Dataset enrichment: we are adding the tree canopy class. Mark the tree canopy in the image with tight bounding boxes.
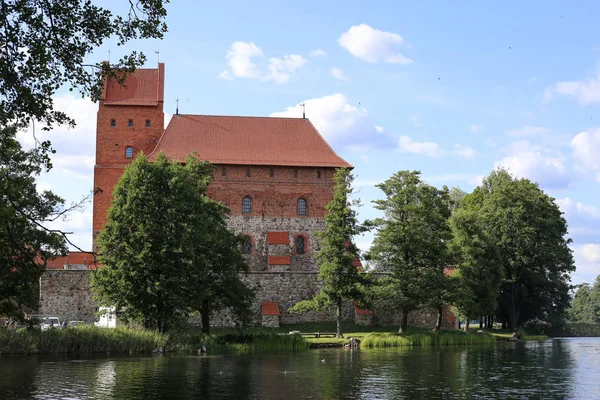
[93,153,253,333]
[0,0,168,129]
[366,170,452,333]
[463,169,574,330]
[289,168,368,338]
[0,126,66,318]
[569,276,600,324]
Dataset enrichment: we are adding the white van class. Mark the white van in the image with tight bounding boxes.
[94,307,117,328]
[41,317,61,331]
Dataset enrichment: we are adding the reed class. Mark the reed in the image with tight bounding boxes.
[0,326,166,355]
[361,331,496,348]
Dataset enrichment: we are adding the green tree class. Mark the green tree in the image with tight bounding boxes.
[1,0,168,129]
[449,208,503,331]
[569,276,600,324]
[93,153,253,333]
[464,169,574,330]
[366,170,452,333]
[289,168,368,338]
[0,126,66,319]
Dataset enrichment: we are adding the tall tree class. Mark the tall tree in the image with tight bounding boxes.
[0,126,66,319]
[464,169,574,330]
[93,153,253,333]
[366,170,452,333]
[0,0,168,129]
[569,276,600,324]
[449,208,503,331]
[289,168,368,338]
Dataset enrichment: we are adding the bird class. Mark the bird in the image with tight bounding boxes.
[438,77,440,80]
[509,46,512,50]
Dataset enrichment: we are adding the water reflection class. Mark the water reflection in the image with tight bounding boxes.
[1,338,599,399]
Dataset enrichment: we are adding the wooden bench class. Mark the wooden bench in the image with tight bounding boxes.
[300,332,338,338]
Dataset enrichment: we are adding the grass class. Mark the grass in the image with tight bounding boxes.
[360,330,496,348]
[0,325,166,355]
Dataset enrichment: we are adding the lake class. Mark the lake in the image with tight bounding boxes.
[1,338,599,399]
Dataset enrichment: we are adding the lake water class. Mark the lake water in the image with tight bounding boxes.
[1,338,600,399]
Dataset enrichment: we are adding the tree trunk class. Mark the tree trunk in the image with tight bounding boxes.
[510,283,518,332]
[501,319,507,330]
[479,317,483,330]
[433,306,443,331]
[336,300,343,338]
[463,319,470,333]
[201,301,211,335]
[399,309,409,333]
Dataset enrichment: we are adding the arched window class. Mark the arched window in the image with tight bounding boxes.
[296,236,305,254]
[297,198,307,215]
[145,119,151,127]
[110,119,116,127]
[242,236,252,254]
[128,119,133,127]
[125,146,133,158]
[242,196,252,214]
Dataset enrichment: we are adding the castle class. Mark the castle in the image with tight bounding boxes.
[40,64,456,329]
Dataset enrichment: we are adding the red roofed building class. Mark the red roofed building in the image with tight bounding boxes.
[93,63,350,276]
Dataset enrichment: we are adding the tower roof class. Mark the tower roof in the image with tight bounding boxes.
[100,63,165,106]
[148,114,352,168]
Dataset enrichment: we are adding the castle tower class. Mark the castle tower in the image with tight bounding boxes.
[92,63,165,245]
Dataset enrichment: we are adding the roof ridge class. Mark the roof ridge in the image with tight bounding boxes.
[180,113,305,120]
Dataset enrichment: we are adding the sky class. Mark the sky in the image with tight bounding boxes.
[18,0,600,284]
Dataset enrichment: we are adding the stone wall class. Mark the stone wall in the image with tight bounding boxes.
[38,270,457,330]
[37,270,97,323]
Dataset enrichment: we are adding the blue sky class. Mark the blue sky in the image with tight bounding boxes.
[20,0,600,284]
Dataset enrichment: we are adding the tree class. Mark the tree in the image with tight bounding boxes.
[448,208,503,332]
[0,126,67,318]
[92,153,253,333]
[569,276,600,324]
[1,0,168,129]
[289,168,368,338]
[366,170,452,333]
[464,169,574,330]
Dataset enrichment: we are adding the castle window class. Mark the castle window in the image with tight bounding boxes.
[297,198,307,215]
[242,196,252,214]
[317,170,321,179]
[222,167,227,177]
[269,168,274,178]
[110,119,116,127]
[293,169,298,179]
[242,236,252,254]
[128,119,133,127]
[246,168,251,177]
[125,146,133,158]
[296,236,305,254]
[145,120,151,127]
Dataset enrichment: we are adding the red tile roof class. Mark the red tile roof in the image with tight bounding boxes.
[148,114,352,168]
[268,231,289,245]
[262,302,281,316]
[44,252,97,270]
[354,302,373,315]
[268,256,291,265]
[101,63,165,106]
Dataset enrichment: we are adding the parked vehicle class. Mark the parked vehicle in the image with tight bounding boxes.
[68,321,85,328]
[41,317,61,331]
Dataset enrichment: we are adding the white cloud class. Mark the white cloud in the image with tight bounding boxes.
[582,244,600,263]
[309,49,326,57]
[270,93,394,149]
[218,41,307,84]
[470,124,484,133]
[267,54,308,84]
[330,67,347,81]
[469,175,484,186]
[556,197,600,243]
[398,136,445,159]
[572,244,600,284]
[374,125,384,133]
[453,144,477,158]
[571,129,600,181]
[544,72,600,105]
[494,141,570,188]
[338,24,413,64]
[506,126,548,137]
